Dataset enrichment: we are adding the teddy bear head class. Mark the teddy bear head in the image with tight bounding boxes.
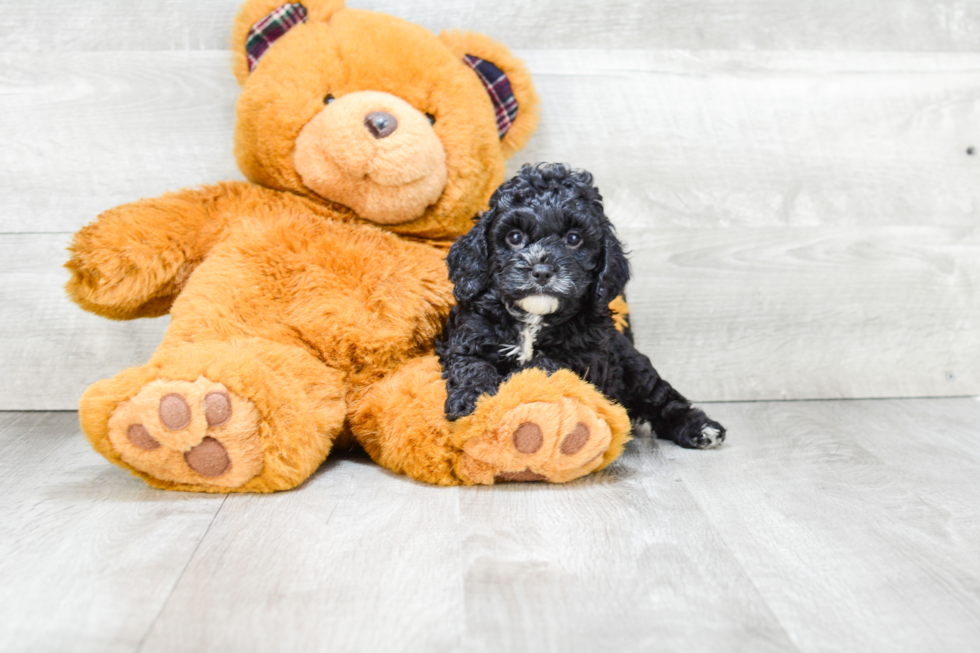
[230,0,539,239]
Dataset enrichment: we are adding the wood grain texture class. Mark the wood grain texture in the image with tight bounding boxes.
[674,399,980,652]
[514,50,980,230]
[3,0,979,52]
[621,225,980,401]
[0,412,225,653]
[139,459,468,653]
[3,399,980,651]
[0,234,170,410]
[457,437,796,653]
[3,51,978,234]
[843,399,980,558]
[0,52,242,235]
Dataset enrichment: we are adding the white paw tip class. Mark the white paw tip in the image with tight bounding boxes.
[700,425,722,447]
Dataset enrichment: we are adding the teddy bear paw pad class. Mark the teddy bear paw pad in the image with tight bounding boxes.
[106,377,264,488]
[460,398,612,484]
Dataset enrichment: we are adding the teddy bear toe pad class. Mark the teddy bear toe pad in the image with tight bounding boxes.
[460,399,612,485]
[107,377,264,488]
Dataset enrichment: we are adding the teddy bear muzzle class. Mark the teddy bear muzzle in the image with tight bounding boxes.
[293,90,448,225]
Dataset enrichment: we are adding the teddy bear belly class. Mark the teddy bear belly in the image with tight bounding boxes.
[163,217,455,384]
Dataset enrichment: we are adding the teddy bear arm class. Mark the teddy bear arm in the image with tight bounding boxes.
[65,183,250,320]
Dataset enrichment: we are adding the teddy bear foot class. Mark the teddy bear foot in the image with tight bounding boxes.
[82,339,347,492]
[106,376,265,489]
[457,397,614,484]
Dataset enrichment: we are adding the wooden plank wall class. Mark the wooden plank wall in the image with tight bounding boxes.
[1,1,978,409]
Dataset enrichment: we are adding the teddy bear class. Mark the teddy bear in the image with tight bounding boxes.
[64,0,632,493]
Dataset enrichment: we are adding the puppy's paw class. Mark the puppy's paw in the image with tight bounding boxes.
[445,385,501,422]
[445,391,480,422]
[668,410,726,449]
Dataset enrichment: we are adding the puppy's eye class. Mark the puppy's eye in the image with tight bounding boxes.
[506,230,527,248]
[425,112,436,125]
[564,231,583,249]
[324,94,336,105]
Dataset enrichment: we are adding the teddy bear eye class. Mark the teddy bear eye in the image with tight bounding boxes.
[506,230,526,248]
[425,113,436,126]
[324,94,335,105]
[564,231,583,249]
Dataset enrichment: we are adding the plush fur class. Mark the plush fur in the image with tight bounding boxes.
[65,0,632,492]
[438,164,726,449]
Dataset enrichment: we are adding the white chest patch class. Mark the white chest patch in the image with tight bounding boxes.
[501,313,545,364]
[517,294,560,316]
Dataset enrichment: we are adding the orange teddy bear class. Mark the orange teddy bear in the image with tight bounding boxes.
[65,0,631,492]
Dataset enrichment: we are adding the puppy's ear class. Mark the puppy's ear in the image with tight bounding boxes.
[594,221,630,309]
[447,212,494,302]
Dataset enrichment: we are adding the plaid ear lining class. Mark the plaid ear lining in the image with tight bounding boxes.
[463,54,519,139]
[246,3,308,72]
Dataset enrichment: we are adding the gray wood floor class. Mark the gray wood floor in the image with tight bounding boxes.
[3,399,979,653]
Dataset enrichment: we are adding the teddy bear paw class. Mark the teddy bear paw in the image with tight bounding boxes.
[458,398,613,485]
[106,376,265,489]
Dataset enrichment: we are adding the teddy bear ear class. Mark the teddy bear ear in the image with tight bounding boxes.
[439,30,540,159]
[231,0,346,85]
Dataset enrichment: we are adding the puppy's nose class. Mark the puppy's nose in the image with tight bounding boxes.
[364,111,398,139]
[532,263,555,285]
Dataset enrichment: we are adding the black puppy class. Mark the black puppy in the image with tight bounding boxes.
[437,163,725,449]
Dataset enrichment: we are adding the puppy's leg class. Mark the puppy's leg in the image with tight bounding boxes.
[516,356,563,375]
[442,354,503,421]
[615,335,726,449]
[439,308,507,420]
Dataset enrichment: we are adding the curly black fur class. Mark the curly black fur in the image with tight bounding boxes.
[437,163,726,449]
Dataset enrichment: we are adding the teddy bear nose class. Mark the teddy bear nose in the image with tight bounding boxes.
[531,263,555,285]
[364,111,398,139]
